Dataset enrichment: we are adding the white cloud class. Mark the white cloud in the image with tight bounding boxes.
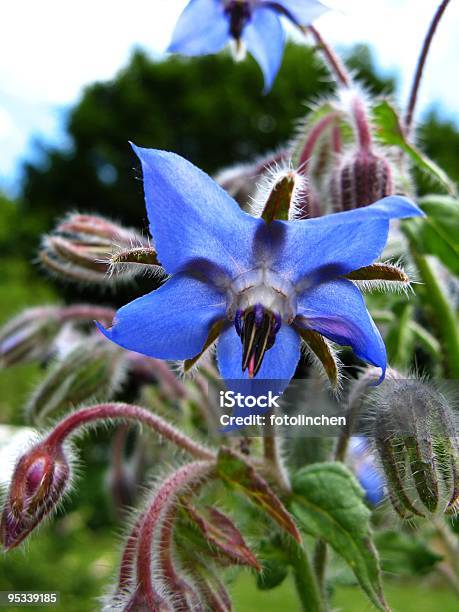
[0,0,458,194]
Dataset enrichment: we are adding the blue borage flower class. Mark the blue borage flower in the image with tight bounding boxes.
[97,145,423,400]
[168,0,330,91]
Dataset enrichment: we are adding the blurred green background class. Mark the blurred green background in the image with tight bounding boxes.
[1,45,459,610]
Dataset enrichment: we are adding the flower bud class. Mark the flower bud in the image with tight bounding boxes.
[0,307,61,367]
[25,337,127,424]
[372,379,459,518]
[330,91,394,211]
[40,213,160,284]
[0,441,71,549]
[255,167,307,223]
[330,148,394,211]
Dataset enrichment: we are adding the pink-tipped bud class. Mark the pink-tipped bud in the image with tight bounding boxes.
[330,148,394,211]
[0,442,71,550]
[40,213,159,284]
[0,307,61,367]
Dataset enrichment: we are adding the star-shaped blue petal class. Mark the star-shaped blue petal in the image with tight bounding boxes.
[98,147,424,396]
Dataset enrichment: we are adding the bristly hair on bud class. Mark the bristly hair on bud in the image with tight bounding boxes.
[25,337,128,426]
[39,212,162,286]
[0,307,61,368]
[344,260,415,296]
[0,438,74,550]
[329,88,395,211]
[250,163,308,221]
[365,377,459,518]
[1,305,116,369]
[215,149,288,206]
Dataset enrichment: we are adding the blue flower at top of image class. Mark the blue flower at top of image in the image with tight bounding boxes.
[97,146,423,399]
[168,0,330,91]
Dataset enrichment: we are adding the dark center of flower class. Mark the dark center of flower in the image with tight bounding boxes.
[225,1,252,41]
[234,304,281,378]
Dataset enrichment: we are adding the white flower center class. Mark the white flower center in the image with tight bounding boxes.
[226,267,297,323]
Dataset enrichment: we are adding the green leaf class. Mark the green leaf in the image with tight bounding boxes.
[375,531,442,576]
[184,504,261,570]
[372,100,457,195]
[407,195,459,275]
[291,462,389,612]
[217,448,301,543]
[257,559,289,591]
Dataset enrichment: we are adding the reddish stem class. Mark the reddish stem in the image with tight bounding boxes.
[59,304,115,324]
[127,354,188,398]
[158,507,202,611]
[135,462,212,609]
[298,112,340,170]
[117,515,143,595]
[46,403,215,461]
[351,95,373,151]
[307,25,351,87]
[332,124,342,154]
[405,0,452,132]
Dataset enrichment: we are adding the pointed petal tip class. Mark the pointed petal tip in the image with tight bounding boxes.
[95,320,113,341]
[377,195,425,218]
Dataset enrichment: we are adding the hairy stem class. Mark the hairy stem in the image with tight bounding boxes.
[263,416,291,495]
[313,539,328,596]
[291,541,326,612]
[307,26,351,87]
[404,0,452,132]
[47,402,216,460]
[59,304,115,323]
[298,112,340,170]
[334,367,383,462]
[433,518,459,578]
[135,462,213,608]
[351,95,372,151]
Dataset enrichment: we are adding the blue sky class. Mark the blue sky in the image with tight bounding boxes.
[1,0,458,196]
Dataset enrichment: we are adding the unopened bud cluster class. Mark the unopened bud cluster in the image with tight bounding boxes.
[330,147,393,211]
[371,379,459,518]
[0,304,115,369]
[26,337,127,424]
[0,307,61,367]
[283,90,397,218]
[40,213,161,284]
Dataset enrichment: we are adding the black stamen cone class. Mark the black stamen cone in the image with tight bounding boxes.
[239,306,280,378]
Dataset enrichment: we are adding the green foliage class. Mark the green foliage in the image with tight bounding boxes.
[375,531,442,576]
[291,462,388,611]
[217,447,301,542]
[372,100,457,195]
[2,35,459,612]
[406,195,459,275]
